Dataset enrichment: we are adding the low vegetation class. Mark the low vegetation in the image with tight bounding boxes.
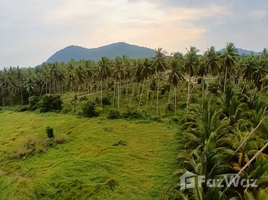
[0,44,268,199]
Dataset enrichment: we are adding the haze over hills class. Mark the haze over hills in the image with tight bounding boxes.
[219,48,259,55]
[46,42,260,63]
[46,42,156,63]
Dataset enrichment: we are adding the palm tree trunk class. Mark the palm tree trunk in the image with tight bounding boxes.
[138,80,145,109]
[129,85,135,107]
[113,82,116,107]
[126,79,129,101]
[100,80,103,106]
[168,86,172,104]
[1,88,4,107]
[156,77,160,116]
[118,81,120,110]
[46,82,48,94]
[151,85,157,106]
[223,67,228,96]
[187,75,191,108]
[174,86,177,116]
[202,78,205,98]
[20,83,23,105]
[146,83,150,109]
[39,84,44,98]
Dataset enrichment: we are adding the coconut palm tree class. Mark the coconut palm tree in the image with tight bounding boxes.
[167,58,185,115]
[185,46,199,107]
[152,48,167,116]
[200,46,220,97]
[260,48,268,60]
[114,56,126,109]
[220,43,238,96]
[242,54,257,82]
[98,56,111,106]
[24,75,36,106]
[136,58,153,109]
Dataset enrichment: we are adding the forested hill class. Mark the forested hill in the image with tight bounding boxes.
[219,48,259,55]
[46,42,156,63]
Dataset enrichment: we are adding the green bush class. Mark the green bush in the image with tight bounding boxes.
[46,126,54,138]
[40,95,63,113]
[107,109,121,119]
[81,101,99,118]
[102,97,111,106]
[16,105,29,112]
[29,96,39,110]
[122,109,149,120]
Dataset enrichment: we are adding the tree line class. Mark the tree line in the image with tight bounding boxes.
[0,43,267,115]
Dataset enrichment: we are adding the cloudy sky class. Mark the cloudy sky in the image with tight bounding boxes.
[0,0,267,68]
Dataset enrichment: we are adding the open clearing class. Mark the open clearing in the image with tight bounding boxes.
[0,111,178,200]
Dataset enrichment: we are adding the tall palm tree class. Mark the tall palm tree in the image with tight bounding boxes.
[24,76,36,106]
[137,58,153,109]
[167,58,185,115]
[152,48,167,116]
[220,43,238,96]
[242,54,257,82]
[185,46,199,107]
[98,57,111,106]
[251,58,268,91]
[200,46,220,97]
[260,48,268,60]
[16,66,24,105]
[114,56,126,109]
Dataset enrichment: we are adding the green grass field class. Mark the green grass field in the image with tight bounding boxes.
[0,111,180,200]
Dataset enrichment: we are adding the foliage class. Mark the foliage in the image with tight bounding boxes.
[121,109,149,120]
[107,109,121,119]
[16,105,29,112]
[29,95,39,110]
[40,95,63,113]
[46,126,54,138]
[81,100,99,118]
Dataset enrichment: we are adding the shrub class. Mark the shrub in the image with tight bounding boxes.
[81,101,99,118]
[112,140,126,146]
[102,97,111,106]
[16,105,29,112]
[40,95,63,113]
[122,109,149,120]
[95,97,111,106]
[107,109,121,119]
[29,96,39,110]
[46,126,54,138]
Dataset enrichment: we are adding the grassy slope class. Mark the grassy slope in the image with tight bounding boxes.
[0,111,179,200]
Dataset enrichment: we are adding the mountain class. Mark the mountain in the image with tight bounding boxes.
[46,42,156,63]
[219,48,260,55]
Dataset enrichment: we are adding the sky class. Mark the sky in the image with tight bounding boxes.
[0,0,267,68]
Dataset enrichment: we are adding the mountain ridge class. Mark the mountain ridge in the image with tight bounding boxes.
[46,42,261,63]
[46,42,156,63]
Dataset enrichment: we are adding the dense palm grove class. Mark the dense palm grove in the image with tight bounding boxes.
[1,43,268,199]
